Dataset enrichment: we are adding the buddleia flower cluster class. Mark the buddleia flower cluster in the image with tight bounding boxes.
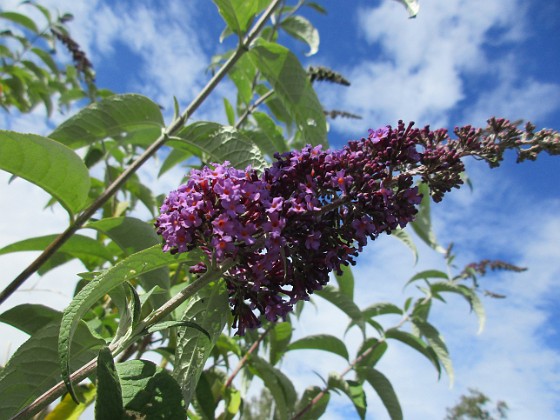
[155,119,560,334]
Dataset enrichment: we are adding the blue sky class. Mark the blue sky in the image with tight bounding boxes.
[1,0,559,419]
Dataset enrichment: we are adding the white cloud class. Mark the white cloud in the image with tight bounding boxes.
[320,0,558,137]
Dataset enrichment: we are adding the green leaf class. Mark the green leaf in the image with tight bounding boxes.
[334,265,354,300]
[0,11,39,33]
[229,54,257,105]
[362,302,403,318]
[294,386,330,420]
[316,285,364,332]
[86,217,170,307]
[49,94,164,149]
[212,0,265,37]
[356,338,387,369]
[243,111,289,157]
[406,269,449,288]
[95,347,124,418]
[147,320,211,339]
[0,131,91,217]
[412,319,454,385]
[0,304,62,335]
[391,228,418,263]
[430,282,486,333]
[171,121,267,171]
[269,321,292,365]
[393,0,420,18]
[224,97,236,125]
[0,320,104,419]
[281,15,319,56]
[0,233,114,274]
[117,360,186,419]
[59,246,202,399]
[410,183,446,253]
[359,367,403,420]
[31,47,59,75]
[327,374,366,419]
[249,38,327,146]
[249,355,297,420]
[174,280,229,407]
[287,334,349,361]
[384,329,441,377]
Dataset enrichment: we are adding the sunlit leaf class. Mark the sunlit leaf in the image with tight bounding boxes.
[384,328,441,377]
[174,280,229,407]
[280,15,320,56]
[334,265,354,300]
[410,183,446,253]
[287,334,349,360]
[249,355,297,420]
[269,321,292,365]
[0,131,91,217]
[411,319,454,385]
[391,228,418,263]
[45,384,96,420]
[249,38,327,146]
[327,374,366,419]
[171,121,267,172]
[0,11,39,33]
[430,282,486,333]
[359,367,403,420]
[49,94,164,149]
[59,246,202,399]
[294,386,330,420]
[392,0,420,18]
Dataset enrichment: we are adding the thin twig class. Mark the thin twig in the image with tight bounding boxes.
[224,324,274,389]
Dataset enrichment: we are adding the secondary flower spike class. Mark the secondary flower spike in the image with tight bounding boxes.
[155,119,560,334]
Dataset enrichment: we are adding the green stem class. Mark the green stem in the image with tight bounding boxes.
[0,0,283,306]
[12,259,235,420]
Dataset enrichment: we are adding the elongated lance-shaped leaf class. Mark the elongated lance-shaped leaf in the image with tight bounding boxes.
[212,0,266,37]
[49,94,164,149]
[327,374,367,419]
[294,386,330,420]
[0,131,90,217]
[280,15,320,56]
[0,233,114,274]
[249,38,327,147]
[287,334,349,360]
[406,269,450,288]
[391,228,418,263]
[170,121,268,172]
[384,328,442,377]
[316,285,365,333]
[95,347,124,418]
[117,360,186,418]
[412,319,454,385]
[362,302,403,318]
[430,282,486,333]
[0,304,63,336]
[358,367,403,420]
[269,321,293,366]
[87,216,170,308]
[392,0,420,18]
[59,245,202,400]
[248,355,297,420]
[334,265,354,300]
[411,183,446,253]
[0,320,104,419]
[174,280,229,408]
